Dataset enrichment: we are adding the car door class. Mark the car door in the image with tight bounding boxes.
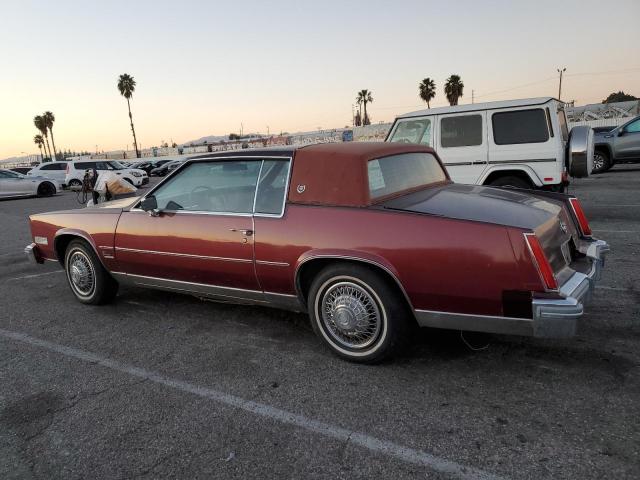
[37,163,66,182]
[0,170,32,196]
[114,158,263,299]
[615,118,640,159]
[435,112,487,184]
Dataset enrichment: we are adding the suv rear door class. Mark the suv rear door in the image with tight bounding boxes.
[435,111,487,184]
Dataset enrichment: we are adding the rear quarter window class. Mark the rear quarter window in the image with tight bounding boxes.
[492,109,549,145]
[368,152,446,200]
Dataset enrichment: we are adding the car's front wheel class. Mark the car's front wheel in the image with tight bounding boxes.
[37,181,56,197]
[308,263,413,363]
[64,239,118,305]
[68,179,82,188]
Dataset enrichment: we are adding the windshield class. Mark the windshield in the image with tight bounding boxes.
[368,152,446,200]
[107,161,126,170]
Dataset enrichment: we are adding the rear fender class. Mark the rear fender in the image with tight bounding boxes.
[479,165,543,187]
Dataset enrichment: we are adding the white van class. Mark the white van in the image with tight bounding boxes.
[27,162,69,187]
[64,160,148,188]
[386,97,593,190]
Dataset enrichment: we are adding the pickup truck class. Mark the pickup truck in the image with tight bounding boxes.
[593,115,640,173]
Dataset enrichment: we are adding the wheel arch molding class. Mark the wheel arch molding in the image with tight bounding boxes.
[54,229,105,269]
[293,250,415,315]
[480,165,542,187]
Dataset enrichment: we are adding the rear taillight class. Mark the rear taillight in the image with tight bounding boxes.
[524,233,558,291]
[66,163,69,173]
[569,198,592,236]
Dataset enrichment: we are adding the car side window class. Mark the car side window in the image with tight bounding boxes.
[388,118,432,146]
[255,160,290,215]
[152,160,261,214]
[492,109,549,145]
[41,164,56,170]
[76,162,96,170]
[624,119,640,133]
[440,115,482,148]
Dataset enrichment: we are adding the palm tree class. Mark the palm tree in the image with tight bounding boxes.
[356,89,373,126]
[418,78,436,108]
[34,134,45,161]
[444,75,464,106]
[117,73,140,158]
[34,115,52,160]
[43,111,58,160]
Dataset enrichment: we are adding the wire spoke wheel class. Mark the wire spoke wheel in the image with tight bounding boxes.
[67,250,96,297]
[320,280,383,350]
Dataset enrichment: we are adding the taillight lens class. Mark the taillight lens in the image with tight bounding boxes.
[569,198,592,236]
[524,233,558,291]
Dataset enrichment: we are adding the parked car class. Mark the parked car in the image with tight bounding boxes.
[150,160,183,176]
[0,168,60,198]
[386,97,593,191]
[593,115,640,173]
[130,159,174,175]
[11,167,33,175]
[27,162,69,187]
[25,143,608,363]
[64,160,148,188]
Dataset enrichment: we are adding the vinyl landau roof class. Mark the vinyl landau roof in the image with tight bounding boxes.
[287,142,440,207]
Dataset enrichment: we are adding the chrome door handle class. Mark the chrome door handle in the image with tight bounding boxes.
[230,228,253,236]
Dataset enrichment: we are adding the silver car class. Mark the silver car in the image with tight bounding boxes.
[0,169,60,199]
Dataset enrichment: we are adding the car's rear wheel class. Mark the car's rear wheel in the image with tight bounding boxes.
[64,239,118,305]
[488,176,531,189]
[592,150,610,174]
[37,181,56,197]
[308,263,413,363]
[68,179,82,188]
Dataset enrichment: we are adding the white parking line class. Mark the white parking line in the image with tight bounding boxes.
[596,285,630,292]
[5,270,63,282]
[0,328,502,480]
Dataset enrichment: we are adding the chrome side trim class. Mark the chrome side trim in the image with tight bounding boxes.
[414,309,534,336]
[256,260,290,267]
[111,272,266,302]
[114,247,252,264]
[111,272,304,312]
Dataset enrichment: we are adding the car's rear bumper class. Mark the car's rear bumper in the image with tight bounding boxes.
[25,243,44,264]
[414,239,609,338]
[531,239,609,337]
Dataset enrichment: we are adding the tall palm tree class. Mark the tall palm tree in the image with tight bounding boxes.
[418,78,436,108]
[356,89,374,126]
[43,111,58,160]
[34,134,45,161]
[117,73,140,158]
[34,115,52,160]
[444,75,464,106]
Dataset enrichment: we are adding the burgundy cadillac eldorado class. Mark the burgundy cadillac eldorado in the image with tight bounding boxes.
[25,143,608,362]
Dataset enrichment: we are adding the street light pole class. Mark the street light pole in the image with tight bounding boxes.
[557,67,566,101]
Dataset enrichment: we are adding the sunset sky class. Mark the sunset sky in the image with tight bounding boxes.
[1,0,639,160]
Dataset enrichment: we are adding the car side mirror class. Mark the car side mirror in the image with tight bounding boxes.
[140,195,159,216]
[618,129,625,137]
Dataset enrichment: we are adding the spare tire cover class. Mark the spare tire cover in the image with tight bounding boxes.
[567,126,594,178]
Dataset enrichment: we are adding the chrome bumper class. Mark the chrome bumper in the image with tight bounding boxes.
[24,243,44,265]
[531,239,609,337]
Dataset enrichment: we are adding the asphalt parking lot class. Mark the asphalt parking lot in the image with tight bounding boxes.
[1,169,639,480]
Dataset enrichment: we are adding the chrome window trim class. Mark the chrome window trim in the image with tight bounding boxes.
[131,155,292,219]
[114,246,252,263]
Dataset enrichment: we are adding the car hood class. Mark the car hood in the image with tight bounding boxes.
[380,183,561,230]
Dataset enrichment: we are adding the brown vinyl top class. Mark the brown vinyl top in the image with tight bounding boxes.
[287,142,439,207]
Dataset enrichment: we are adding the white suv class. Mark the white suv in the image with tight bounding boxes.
[65,160,148,188]
[27,162,69,186]
[386,97,593,191]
